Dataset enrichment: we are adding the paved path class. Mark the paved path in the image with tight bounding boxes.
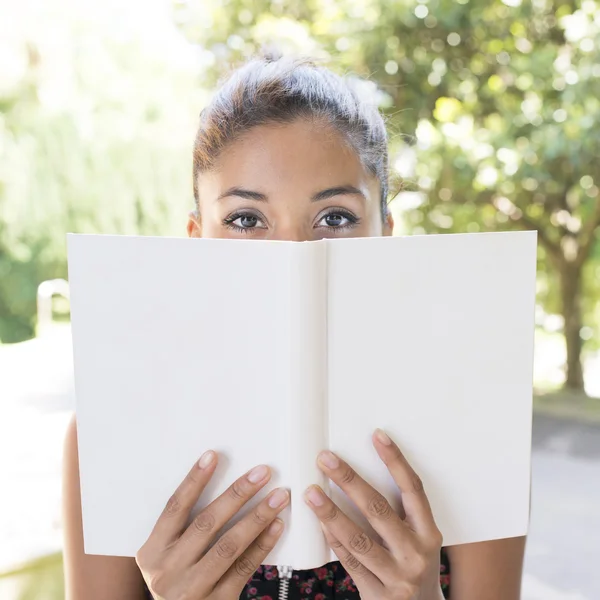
[0,327,598,598]
[523,415,600,599]
[0,329,74,571]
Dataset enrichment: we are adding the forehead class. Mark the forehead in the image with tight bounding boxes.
[204,119,375,191]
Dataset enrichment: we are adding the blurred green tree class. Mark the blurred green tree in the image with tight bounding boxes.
[0,8,203,343]
[0,552,63,600]
[175,0,600,390]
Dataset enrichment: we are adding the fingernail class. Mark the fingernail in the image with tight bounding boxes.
[375,428,392,446]
[318,450,340,469]
[305,485,325,507]
[198,450,216,469]
[268,488,289,508]
[247,464,270,484]
[268,518,283,535]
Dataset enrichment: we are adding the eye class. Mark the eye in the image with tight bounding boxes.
[235,214,260,228]
[315,209,360,230]
[223,211,267,232]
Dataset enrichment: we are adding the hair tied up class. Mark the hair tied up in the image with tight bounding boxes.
[193,54,390,219]
[258,44,285,64]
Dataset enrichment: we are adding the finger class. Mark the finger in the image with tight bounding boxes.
[373,429,436,533]
[174,463,273,564]
[316,449,406,546]
[192,487,290,584]
[147,450,218,547]
[218,518,285,593]
[321,524,382,593]
[304,485,397,584]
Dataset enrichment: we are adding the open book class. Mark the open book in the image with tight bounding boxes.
[67,232,536,570]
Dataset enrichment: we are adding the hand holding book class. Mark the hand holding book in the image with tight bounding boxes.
[136,451,289,600]
[137,429,444,600]
[306,429,445,600]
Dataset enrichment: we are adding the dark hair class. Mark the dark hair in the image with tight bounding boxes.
[192,55,389,219]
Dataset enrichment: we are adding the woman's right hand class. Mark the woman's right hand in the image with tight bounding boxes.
[136,450,289,600]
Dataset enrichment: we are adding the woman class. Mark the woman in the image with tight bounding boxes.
[63,55,526,600]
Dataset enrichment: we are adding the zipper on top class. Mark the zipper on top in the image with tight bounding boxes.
[277,565,293,600]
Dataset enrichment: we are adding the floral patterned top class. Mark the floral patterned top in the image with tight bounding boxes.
[145,550,450,599]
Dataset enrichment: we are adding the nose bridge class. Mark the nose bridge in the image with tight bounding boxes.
[269,218,310,242]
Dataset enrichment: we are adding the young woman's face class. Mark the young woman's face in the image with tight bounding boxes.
[188,120,393,241]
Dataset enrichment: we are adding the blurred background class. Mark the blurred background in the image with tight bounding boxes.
[0,0,599,597]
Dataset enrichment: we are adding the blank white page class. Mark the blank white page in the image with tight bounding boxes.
[327,232,536,548]
[68,235,301,561]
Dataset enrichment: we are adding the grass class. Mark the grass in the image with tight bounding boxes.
[533,388,600,424]
[0,553,64,600]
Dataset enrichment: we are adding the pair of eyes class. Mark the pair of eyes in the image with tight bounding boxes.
[223,208,359,232]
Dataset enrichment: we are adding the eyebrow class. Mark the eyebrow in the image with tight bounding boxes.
[216,185,366,203]
[217,187,268,202]
[311,185,366,202]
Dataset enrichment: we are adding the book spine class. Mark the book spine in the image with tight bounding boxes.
[287,240,329,567]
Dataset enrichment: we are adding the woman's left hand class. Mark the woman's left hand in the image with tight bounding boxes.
[304,428,444,600]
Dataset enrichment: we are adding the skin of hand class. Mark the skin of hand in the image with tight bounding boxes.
[135,451,289,600]
[305,429,445,600]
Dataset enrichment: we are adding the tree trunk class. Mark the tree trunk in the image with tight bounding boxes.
[558,263,585,390]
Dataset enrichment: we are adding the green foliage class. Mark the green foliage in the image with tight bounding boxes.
[0,13,202,342]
